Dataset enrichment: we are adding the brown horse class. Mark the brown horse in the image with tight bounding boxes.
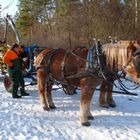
[34,40,140,126]
[99,40,140,108]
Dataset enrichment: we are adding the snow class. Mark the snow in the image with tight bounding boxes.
[0,75,140,140]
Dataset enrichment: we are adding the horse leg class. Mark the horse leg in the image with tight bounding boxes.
[99,81,109,108]
[106,82,116,108]
[37,70,49,111]
[46,82,56,109]
[80,77,94,126]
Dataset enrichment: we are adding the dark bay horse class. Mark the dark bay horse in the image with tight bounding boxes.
[34,40,140,126]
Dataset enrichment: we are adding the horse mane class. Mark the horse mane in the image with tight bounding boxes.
[102,41,130,70]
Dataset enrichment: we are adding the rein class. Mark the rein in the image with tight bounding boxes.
[71,50,93,63]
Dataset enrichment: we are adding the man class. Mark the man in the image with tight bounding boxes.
[3,43,29,98]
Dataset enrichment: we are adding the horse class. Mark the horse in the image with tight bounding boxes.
[98,40,140,108]
[34,40,140,126]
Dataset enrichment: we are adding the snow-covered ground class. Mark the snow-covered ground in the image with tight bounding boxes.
[0,75,140,140]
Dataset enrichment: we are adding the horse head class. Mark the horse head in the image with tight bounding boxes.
[123,41,140,83]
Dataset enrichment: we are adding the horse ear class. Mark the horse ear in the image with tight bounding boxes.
[127,41,137,56]
[129,41,133,45]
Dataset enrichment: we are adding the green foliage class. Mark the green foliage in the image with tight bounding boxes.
[15,0,140,46]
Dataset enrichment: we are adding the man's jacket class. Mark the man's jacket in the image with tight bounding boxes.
[3,49,21,75]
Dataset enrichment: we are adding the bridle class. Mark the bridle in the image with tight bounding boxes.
[115,48,140,92]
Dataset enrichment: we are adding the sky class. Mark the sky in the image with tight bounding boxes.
[0,0,18,17]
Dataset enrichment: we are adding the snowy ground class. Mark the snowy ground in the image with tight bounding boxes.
[0,75,140,140]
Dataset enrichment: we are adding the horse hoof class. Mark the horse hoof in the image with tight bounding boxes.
[109,103,116,108]
[73,90,77,94]
[82,122,91,126]
[100,104,109,108]
[108,100,116,108]
[65,92,76,95]
[49,105,56,109]
[88,116,94,120]
[43,106,50,111]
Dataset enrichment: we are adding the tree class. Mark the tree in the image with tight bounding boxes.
[16,0,140,46]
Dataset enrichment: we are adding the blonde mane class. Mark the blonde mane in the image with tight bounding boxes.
[102,41,129,70]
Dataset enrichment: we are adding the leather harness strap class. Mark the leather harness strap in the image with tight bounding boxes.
[36,48,70,85]
[36,46,106,83]
[61,51,70,84]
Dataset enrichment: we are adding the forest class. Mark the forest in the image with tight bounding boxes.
[0,0,140,48]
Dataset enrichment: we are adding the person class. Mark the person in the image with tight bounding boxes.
[3,43,29,98]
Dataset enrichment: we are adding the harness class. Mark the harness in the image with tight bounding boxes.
[116,52,140,92]
[86,47,94,69]
[35,40,140,96]
[36,49,71,85]
[36,42,108,85]
[61,51,70,84]
[36,42,140,93]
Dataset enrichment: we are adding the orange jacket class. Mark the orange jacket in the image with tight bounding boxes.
[3,49,18,67]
